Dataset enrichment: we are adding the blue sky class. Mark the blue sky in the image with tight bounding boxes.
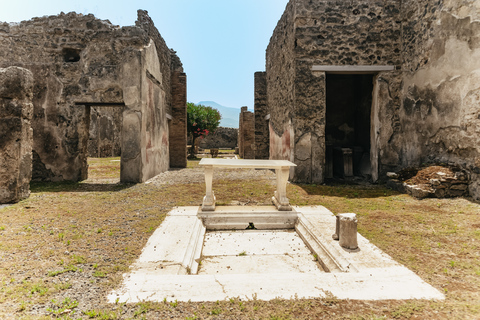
[0,0,289,110]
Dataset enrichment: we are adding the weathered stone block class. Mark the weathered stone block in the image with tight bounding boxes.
[405,184,432,199]
[0,67,34,100]
[434,188,446,198]
[0,66,34,204]
[450,184,468,191]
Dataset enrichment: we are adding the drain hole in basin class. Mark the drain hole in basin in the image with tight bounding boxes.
[246,222,257,230]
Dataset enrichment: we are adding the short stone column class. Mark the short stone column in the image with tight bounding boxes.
[332,213,358,250]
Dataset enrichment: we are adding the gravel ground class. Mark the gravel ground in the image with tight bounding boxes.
[146,166,277,186]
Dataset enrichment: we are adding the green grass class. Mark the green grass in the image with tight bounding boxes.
[1,159,480,319]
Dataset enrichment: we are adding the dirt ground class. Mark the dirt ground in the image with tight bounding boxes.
[0,158,479,319]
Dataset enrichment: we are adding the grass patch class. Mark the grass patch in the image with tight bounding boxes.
[1,159,480,319]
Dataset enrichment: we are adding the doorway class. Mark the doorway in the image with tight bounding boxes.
[325,74,374,179]
[81,103,125,183]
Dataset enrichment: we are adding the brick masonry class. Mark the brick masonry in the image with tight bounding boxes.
[254,72,269,159]
[238,107,255,159]
[170,71,187,168]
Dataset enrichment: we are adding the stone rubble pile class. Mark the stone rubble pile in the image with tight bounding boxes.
[387,167,470,199]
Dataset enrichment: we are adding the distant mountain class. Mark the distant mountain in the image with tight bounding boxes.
[197,101,244,128]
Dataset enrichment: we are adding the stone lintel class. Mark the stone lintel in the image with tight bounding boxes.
[311,65,395,74]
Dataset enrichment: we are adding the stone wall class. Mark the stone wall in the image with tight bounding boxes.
[238,107,255,159]
[254,72,269,159]
[261,0,480,199]
[265,1,296,164]
[398,0,480,200]
[197,127,238,150]
[0,10,186,183]
[0,67,33,203]
[293,0,402,65]
[88,107,123,157]
[169,71,187,168]
[264,0,402,183]
[136,10,182,117]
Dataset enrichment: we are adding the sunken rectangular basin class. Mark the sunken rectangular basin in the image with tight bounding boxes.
[108,206,444,303]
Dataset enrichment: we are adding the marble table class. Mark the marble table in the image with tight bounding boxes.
[198,158,296,211]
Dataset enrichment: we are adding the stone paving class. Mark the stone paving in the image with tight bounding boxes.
[108,206,444,303]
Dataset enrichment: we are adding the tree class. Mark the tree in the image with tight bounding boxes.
[187,102,221,158]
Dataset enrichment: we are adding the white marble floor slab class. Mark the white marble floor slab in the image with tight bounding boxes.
[108,206,445,303]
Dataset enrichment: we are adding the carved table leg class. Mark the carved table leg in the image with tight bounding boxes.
[272,166,292,211]
[202,165,216,211]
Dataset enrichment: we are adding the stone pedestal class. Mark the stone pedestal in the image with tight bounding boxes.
[338,213,358,250]
[333,147,353,177]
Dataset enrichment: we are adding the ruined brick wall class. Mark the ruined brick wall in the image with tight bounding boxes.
[0,11,186,183]
[169,71,187,168]
[254,72,269,159]
[197,127,238,150]
[0,67,33,203]
[238,107,245,156]
[238,107,255,159]
[88,107,123,157]
[399,0,480,200]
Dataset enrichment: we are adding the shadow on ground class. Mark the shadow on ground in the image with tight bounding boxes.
[295,182,400,199]
[30,181,134,193]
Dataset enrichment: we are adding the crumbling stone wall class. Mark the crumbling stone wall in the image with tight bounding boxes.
[169,71,187,168]
[0,67,33,203]
[238,107,255,159]
[0,10,186,183]
[266,1,296,165]
[196,127,238,150]
[261,0,480,199]
[254,72,269,159]
[264,0,402,183]
[398,0,480,200]
[88,107,123,157]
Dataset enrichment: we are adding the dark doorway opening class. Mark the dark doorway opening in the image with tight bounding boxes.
[325,74,374,180]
